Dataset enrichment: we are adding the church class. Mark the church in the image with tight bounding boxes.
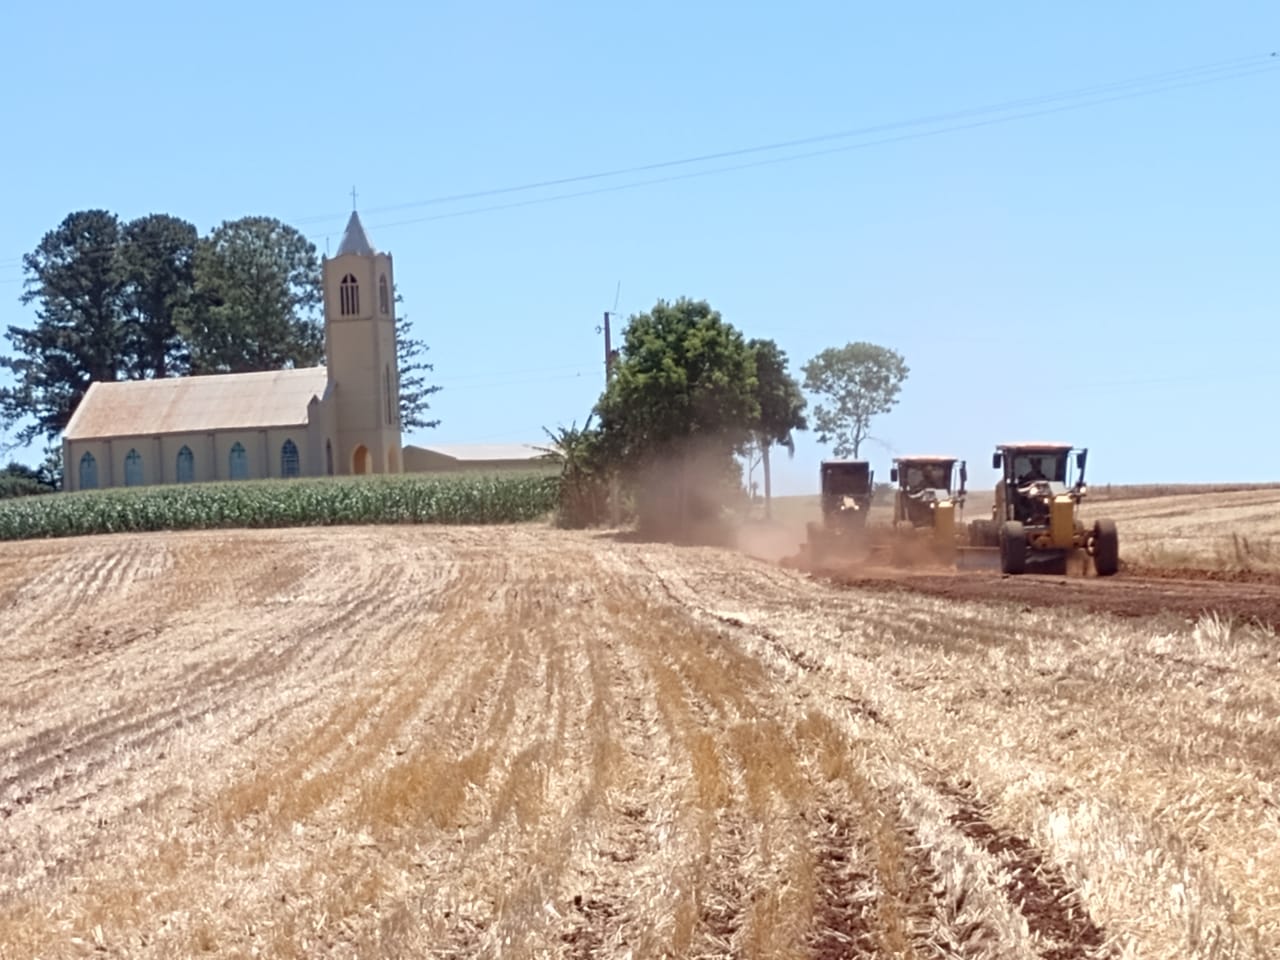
[62,212,403,491]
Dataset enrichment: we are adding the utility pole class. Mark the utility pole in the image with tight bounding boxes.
[603,311,613,382]
[601,310,621,525]
[602,311,620,384]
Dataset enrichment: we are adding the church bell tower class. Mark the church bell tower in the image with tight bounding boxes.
[322,210,403,474]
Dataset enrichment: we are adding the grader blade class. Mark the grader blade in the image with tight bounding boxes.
[956,546,1001,571]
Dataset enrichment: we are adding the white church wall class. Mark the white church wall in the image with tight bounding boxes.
[66,426,316,490]
[307,391,340,477]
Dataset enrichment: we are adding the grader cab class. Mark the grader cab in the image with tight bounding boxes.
[967,443,1119,576]
[888,456,967,561]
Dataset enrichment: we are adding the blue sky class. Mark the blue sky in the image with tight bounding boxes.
[2,1,1277,494]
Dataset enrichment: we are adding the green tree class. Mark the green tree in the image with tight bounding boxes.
[596,298,758,537]
[180,216,323,373]
[119,214,198,379]
[395,310,441,431]
[802,342,909,458]
[0,460,54,499]
[0,210,126,446]
[747,338,807,518]
[537,416,609,528]
[37,443,63,491]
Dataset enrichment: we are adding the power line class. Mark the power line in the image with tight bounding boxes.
[3,52,1274,273]
[290,51,1274,226]
[434,370,594,391]
[434,362,594,383]
[353,59,1280,233]
[0,51,1275,277]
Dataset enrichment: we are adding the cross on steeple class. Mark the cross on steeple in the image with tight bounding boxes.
[350,185,358,211]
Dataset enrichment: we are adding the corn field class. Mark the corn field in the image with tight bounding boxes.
[0,473,558,541]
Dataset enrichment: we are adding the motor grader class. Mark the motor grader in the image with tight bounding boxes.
[965,443,1119,576]
[886,456,968,563]
[804,459,874,563]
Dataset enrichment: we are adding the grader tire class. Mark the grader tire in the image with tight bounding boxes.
[969,520,998,548]
[1000,521,1027,575]
[1093,518,1119,577]
[805,522,825,565]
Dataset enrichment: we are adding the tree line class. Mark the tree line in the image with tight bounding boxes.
[544,296,908,535]
[0,210,440,480]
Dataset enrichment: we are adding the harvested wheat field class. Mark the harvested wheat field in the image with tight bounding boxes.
[1081,486,1280,573]
[2,525,1279,959]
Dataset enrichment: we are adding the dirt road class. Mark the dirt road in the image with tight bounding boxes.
[1,526,1277,959]
[805,561,1280,628]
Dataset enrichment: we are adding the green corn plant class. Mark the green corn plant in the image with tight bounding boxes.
[0,473,559,542]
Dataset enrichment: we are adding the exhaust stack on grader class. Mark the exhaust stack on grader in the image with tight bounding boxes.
[798,441,1120,576]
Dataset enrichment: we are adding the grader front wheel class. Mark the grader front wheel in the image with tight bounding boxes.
[1000,521,1027,575]
[1092,518,1119,577]
[805,522,825,565]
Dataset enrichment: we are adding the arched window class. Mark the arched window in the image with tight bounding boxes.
[124,448,143,486]
[79,451,98,490]
[176,445,194,483]
[281,439,300,478]
[378,274,389,315]
[340,273,360,316]
[325,439,334,476]
[229,442,248,480]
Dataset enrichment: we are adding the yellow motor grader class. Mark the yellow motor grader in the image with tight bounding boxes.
[802,457,968,567]
[964,442,1119,576]
[804,459,874,563]
[886,456,968,563]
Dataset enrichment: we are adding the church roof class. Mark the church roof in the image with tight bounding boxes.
[64,367,330,441]
[407,443,551,462]
[336,211,375,256]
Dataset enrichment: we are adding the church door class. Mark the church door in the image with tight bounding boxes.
[353,445,371,475]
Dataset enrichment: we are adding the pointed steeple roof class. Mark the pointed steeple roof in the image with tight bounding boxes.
[336,211,374,256]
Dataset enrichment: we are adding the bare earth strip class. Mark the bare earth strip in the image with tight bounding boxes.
[0,526,1277,959]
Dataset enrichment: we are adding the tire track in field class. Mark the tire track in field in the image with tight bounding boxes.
[0,552,418,825]
[613,595,763,958]
[0,532,465,910]
[7,527,1239,958]
[0,535,483,956]
[0,535,524,957]
[3,538,172,636]
[729,561,1254,960]
[617,589,846,957]
[636,543,1120,959]
[597,544,889,955]
[806,800,879,959]
[242,550,546,958]
[339,554,618,957]
[383,556,664,957]
[554,621,686,957]
[0,536,309,709]
[943,786,1109,960]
